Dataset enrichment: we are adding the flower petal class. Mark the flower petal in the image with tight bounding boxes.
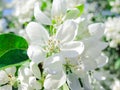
[61,41,84,55]
[34,3,51,25]
[30,62,41,79]
[0,70,9,85]
[0,85,12,90]
[82,37,108,58]
[88,23,105,38]
[26,22,49,44]
[27,45,45,64]
[82,57,97,71]
[56,20,78,43]
[96,53,108,68]
[51,0,67,19]
[44,71,66,90]
[29,76,42,89]
[80,73,92,90]
[43,55,64,74]
[67,73,83,90]
[5,66,16,76]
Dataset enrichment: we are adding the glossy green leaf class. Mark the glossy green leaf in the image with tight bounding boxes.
[0,33,28,69]
[0,33,28,57]
[0,49,29,70]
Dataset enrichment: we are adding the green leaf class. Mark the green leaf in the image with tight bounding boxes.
[0,33,28,57]
[76,4,84,16]
[62,83,69,90]
[0,49,29,70]
[66,9,80,19]
[60,83,69,90]
[115,58,120,70]
[0,33,28,69]
[41,1,47,11]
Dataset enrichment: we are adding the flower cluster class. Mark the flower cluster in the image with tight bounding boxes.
[0,0,109,90]
[110,0,120,13]
[12,0,38,23]
[105,17,120,48]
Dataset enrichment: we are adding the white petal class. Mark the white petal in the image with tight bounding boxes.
[56,20,78,43]
[34,3,51,25]
[0,70,9,85]
[5,66,16,76]
[44,71,66,90]
[67,73,83,90]
[29,76,42,89]
[96,53,108,68]
[51,0,67,19]
[18,83,32,90]
[93,71,107,81]
[18,66,31,82]
[83,57,97,71]
[0,85,12,90]
[27,45,45,64]
[80,73,92,90]
[43,55,64,74]
[61,41,84,55]
[88,23,105,38]
[82,37,108,58]
[26,22,49,44]
[60,50,79,58]
[30,62,41,79]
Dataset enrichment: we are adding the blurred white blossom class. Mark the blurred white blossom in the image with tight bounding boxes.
[111,79,120,90]
[110,0,120,13]
[12,0,38,23]
[105,17,120,48]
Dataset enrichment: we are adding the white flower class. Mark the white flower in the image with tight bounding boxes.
[63,23,108,90]
[111,79,120,90]
[110,0,120,13]
[34,0,67,25]
[0,67,17,89]
[13,0,38,23]
[26,18,84,90]
[43,54,66,90]
[26,20,84,64]
[81,23,108,71]
[105,17,120,48]
[18,62,42,90]
[0,85,12,90]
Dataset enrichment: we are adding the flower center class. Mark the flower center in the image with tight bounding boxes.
[8,74,17,86]
[44,38,60,57]
[54,15,63,25]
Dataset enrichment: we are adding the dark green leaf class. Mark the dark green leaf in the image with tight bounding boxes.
[0,33,28,57]
[0,49,29,70]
